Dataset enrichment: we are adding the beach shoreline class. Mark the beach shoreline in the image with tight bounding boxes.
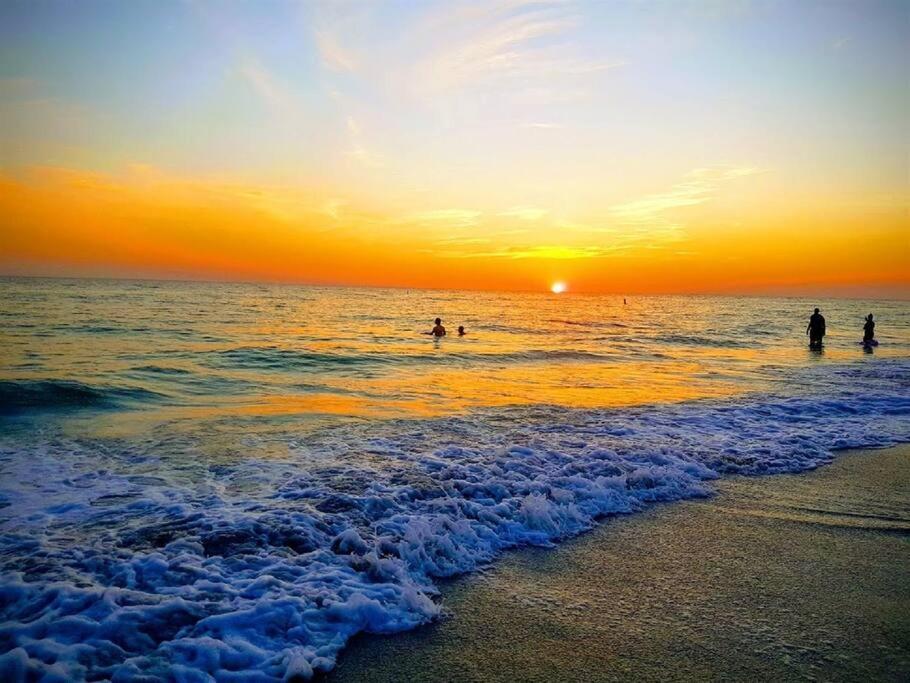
[331,445,910,682]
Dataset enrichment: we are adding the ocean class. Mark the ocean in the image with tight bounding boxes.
[0,277,908,680]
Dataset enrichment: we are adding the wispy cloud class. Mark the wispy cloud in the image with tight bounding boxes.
[433,236,492,246]
[321,198,346,220]
[499,205,548,220]
[308,0,369,73]
[407,208,483,228]
[306,1,622,104]
[414,1,623,94]
[237,58,308,123]
[438,244,624,260]
[239,60,283,106]
[498,245,614,259]
[315,29,357,71]
[344,115,383,168]
[422,15,573,87]
[610,166,761,227]
[426,166,762,261]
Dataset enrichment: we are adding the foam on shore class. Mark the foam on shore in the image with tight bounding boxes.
[0,360,907,681]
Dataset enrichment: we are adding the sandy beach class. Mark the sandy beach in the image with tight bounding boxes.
[332,445,910,682]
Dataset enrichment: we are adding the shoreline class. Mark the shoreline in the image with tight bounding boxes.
[331,445,910,682]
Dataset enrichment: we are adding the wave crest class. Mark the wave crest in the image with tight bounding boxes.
[0,380,162,415]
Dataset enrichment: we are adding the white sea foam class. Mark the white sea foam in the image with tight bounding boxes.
[0,360,908,681]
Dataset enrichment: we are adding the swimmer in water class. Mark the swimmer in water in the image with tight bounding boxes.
[425,318,446,337]
[457,326,466,336]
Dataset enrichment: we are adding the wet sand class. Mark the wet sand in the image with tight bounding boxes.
[331,445,910,682]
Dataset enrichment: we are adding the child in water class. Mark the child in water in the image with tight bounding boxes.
[425,318,446,337]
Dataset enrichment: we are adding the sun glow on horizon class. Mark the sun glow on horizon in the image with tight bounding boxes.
[0,1,907,296]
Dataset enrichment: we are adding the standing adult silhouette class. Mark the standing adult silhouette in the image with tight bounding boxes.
[863,314,875,344]
[806,308,826,348]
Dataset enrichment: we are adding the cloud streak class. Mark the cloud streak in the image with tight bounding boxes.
[407,208,483,228]
[344,115,383,168]
[315,29,357,71]
[499,205,548,220]
[426,166,762,261]
[610,166,761,228]
[414,1,623,94]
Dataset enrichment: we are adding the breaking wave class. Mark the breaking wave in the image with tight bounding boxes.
[0,360,907,680]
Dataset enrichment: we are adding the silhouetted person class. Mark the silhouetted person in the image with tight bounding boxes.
[863,314,875,343]
[457,326,466,336]
[426,318,446,337]
[807,308,825,348]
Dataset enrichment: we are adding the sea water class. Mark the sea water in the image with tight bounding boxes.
[0,277,908,680]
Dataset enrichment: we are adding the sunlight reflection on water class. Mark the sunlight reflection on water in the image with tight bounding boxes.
[1,277,907,439]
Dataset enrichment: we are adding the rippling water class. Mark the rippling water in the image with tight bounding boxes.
[3,278,908,426]
[0,277,908,680]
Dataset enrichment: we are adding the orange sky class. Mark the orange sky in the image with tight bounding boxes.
[1,1,908,295]
[1,164,906,295]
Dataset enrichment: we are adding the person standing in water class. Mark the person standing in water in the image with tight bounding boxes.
[806,308,826,348]
[426,318,446,337]
[863,314,875,344]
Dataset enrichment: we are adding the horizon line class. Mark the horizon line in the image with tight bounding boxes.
[2,271,908,302]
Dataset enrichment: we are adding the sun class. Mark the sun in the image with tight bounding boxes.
[550,281,567,294]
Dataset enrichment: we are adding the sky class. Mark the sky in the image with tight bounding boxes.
[0,0,907,295]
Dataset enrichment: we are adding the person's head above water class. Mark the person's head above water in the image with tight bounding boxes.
[457,326,465,335]
[814,308,820,314]
[428,318,446,337]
